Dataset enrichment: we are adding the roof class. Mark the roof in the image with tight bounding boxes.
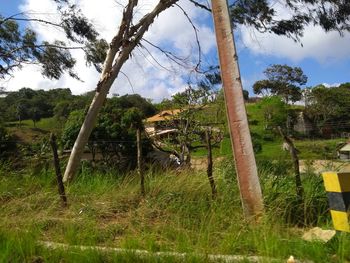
[339,143,350,152]
[146,109,181,123]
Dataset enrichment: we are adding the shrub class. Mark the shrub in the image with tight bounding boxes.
[0,126,15,158]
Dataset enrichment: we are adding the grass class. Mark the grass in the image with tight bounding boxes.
[6,117,63,144]
[1,160,350,262]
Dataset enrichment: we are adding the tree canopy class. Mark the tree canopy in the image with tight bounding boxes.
[61,94,155,169]
[305,84,350,133]
[253,64,307,103]
[230,0,350,41]
[1,0,350,82]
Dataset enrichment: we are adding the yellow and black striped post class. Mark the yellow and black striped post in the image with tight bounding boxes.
[322,172,350,232]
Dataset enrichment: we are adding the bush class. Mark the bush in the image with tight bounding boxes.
[0,126,15,158]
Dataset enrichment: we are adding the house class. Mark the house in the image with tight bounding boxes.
[144,109,181,139]
[338,142,350,160]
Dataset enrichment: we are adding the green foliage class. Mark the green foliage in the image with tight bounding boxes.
[230,0,350,41]
[1,1,101,79]
[61,95,154,169]
[257,96,288,130]
[61,110,85,149]
[0,17,77,79]
[0,125,15,158]
[253,64,307,103]
[243,89,249,101]
[85,39,109,72]
[305,84,350,134]
[0,88,92,124]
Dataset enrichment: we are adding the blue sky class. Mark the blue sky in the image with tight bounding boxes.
[1,0,349,100]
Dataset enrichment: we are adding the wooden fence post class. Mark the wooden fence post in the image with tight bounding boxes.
[278,127,304,202]
[206,128,217,199]
[137,128,145,196]
[50,133,67,207]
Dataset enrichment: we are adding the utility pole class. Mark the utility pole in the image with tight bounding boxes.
[211,0,264,217]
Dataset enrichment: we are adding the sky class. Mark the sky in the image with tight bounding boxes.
[1,0,349,102]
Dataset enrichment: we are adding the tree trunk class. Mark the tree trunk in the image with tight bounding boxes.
[137,128,145,196]
[49,133,67,207]
[63,78,115,182]
[205,128,217,199]
[211,0,264,218]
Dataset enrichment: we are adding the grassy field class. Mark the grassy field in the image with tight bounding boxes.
[6,117,63,144]
[1,160,349,262]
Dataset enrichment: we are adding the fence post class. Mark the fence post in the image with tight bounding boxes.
[137,128,145,196]
[50,133,67,207]
[205,128,217,199]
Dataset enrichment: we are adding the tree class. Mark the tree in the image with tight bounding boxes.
[258,96,288,131]
[61,95,154,169]
[63,0,180,182]
[211,0,264,218]
[160,84,219,165]
[305,84,350,134]
[253,64,307,103]
[0,0,102,80]
[243,89,249,101]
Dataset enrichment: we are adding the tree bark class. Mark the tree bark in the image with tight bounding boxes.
[49,133,67,207]
[205,128,217,199]
[211,0,264,218]
[63,0,178,182]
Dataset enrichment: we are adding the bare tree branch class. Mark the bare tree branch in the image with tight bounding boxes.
[142,38,189,68]
[137,45,174,73]
[175,3,202,72]
[1,17,63,28]
[188,0,211,12]
[120,70,135,94]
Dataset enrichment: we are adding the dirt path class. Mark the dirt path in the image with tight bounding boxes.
[192,157,350,174]
[299,160,350,174]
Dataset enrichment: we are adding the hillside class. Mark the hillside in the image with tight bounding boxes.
[5,104,345,163]
[6,118,63,144]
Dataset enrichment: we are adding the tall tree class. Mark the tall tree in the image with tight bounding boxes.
[253,64,307,103]
[211,0,264,218]
[63,0,179,182]
[305,84,350,133]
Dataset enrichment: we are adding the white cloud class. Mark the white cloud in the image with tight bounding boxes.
[322,82,341,88]
[239,2,350,63]
[2,0,216,102]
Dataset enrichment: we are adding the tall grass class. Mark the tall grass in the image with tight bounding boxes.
[1,160,349,262]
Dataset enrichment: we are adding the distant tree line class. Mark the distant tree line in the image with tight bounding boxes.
[0,87,157,165]
[253,64,350,138]
[0,88,90,126]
